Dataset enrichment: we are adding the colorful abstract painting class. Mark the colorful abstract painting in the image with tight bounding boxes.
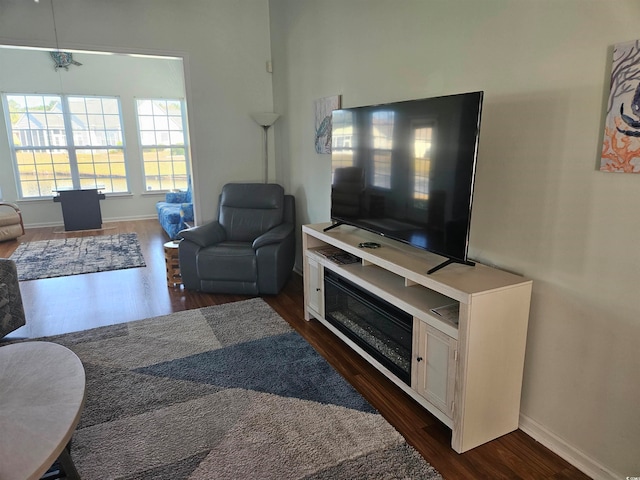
[314,95,341,154]
[601,39,640,173]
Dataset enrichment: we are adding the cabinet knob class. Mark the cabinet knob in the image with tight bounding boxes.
[416,356,423,362]
[316,288,321,292]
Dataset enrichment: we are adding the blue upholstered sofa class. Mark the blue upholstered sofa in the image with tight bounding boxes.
[156,188,194,239]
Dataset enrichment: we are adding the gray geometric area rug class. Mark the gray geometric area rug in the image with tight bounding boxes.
[40,298,442,480]
[9,233,146,281]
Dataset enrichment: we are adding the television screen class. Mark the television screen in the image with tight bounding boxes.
[329,91,483,271]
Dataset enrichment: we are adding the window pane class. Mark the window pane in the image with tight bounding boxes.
[20,181,40,197]
[73,130,90,145]
[173,162,187,175]
[88,114,105,130]
[154,116,169,130]
[108,149,125,162]
[169,118,183,131]
[173,177,188,190]
[16,150,37,166]
[139,99,151,113]
[102,98,119,114]
[140,131,156,145]
[104,115,121,129]
[38,179,57,197]
[152,100,166,115]
[139,116,154,130]
[166,100,181,112]
[68,97,84,113]
[169,131,184,145]
[143,148,159,162]
[156,131,170,146]
[53,163,72,181]
[144,162,159,176]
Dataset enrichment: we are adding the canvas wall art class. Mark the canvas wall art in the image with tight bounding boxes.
[601,39,640,172]
[314,95,341,154]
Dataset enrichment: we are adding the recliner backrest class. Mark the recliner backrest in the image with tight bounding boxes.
[219,183,285,241]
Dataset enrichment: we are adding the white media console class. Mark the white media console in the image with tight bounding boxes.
[302,223,532,453]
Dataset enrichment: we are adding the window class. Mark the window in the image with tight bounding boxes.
[3,94,127,198]
[136,99,189,191]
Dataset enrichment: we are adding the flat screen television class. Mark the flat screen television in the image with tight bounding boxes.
[327,91,484,273]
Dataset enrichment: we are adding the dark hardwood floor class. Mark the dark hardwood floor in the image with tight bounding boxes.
[0,219,591,479]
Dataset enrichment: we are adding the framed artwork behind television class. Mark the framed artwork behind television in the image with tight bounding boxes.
[314,95,341,154]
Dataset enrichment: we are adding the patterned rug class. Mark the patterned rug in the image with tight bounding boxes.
[9,233,146,281]
[39,298,442,480]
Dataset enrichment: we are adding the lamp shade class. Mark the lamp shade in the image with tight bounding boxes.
[251,112,280,127]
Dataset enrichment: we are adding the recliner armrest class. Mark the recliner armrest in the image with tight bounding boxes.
[179,221,226,247]
[252,223,294,250]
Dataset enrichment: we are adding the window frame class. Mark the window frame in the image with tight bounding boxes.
[2,93,129,199]
[134,98,190,193]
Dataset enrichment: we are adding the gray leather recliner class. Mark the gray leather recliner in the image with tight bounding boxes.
[178,183,295,295]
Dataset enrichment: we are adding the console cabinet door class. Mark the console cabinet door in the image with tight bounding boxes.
[413,319,458,419]
[305,255,324,319]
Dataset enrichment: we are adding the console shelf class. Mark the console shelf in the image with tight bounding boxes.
[302,222,533,453]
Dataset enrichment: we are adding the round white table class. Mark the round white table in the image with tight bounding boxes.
[0,341,86,480]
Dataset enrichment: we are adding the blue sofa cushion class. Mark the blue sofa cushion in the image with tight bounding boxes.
[156,200,193,240]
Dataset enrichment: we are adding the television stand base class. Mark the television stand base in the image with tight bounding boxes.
[427,258,475,275]
[323,221,345,232]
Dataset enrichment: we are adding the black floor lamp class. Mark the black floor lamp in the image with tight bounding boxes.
[251,112,280,183]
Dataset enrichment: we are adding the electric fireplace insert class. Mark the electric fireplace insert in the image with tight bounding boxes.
[323,269,413,384]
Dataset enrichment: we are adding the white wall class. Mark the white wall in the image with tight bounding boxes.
[269,0,640,478]
[0,47,186,225]
[0,0,276,226]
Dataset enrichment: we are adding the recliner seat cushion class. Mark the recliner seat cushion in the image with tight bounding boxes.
[196,242,257,282]
[156,203,182,224]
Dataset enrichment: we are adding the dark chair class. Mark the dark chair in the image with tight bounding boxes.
[178,183,295,295]
[0,259,26,338]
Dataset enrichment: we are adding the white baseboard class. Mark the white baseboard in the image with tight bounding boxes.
[104,214,157,223]
[519,413,622,480]
[24,214,157,229]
